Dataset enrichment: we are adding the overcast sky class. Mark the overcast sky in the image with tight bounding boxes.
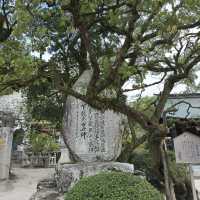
[124,71,200,101]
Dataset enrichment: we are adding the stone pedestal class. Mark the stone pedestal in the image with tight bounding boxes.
[58,148,71,164]
[55,162,134,192]
[0,127,13,180]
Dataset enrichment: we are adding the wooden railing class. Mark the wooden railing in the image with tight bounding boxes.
[28,152,60,168]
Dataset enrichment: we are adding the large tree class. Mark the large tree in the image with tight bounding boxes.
[1,0,200,199]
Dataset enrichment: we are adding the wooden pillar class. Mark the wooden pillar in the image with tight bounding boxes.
[190,164,198,200]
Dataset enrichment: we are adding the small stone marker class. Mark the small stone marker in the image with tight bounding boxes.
[174,132,200,200]
[174,132,200,164]
[0,127,13,179]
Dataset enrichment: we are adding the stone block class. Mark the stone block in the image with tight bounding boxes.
[55,162,134,192]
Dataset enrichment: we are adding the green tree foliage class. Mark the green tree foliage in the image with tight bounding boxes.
[27,132,59,153]
[13,128,24,147]
[24,78,64,128]
[0,0,16,42]
[1,1,200,198]
[129,149,192,200]
[65,172,164,200]
[118,96,156,161]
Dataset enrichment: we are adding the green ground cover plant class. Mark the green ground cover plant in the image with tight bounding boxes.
[65,172,164,200]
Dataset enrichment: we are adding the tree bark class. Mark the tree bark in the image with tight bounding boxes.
[161,140,176,200]
[151,140,163,179]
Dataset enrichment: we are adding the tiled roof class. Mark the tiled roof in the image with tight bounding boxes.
[168,93,200,99]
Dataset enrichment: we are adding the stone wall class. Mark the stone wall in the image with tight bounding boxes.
[0,92,24,123]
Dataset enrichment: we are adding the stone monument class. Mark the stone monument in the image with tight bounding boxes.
[0,112,15,180]
[55,70,134,192]
[0,126,13,180]
[174,132,200,164]
[63,97,122,162]
[63,70,123,162]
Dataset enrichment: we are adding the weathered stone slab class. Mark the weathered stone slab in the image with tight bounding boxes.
[0,127,13,180]
[63,70,123,162]
[55,162,134,192]
[174,132,200,163]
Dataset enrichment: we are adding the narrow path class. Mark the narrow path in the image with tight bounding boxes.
[0,168,54,200]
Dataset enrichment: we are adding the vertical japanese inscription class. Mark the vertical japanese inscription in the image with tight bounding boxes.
[74,101,107,154]
[94,112,100,152]
[65,70,123,161]
[87,109,106,153]
[80,103,87,139]
[75,99,79,137]
[174,133,200,163]
[88,107,94,152]
[100,112,106,152]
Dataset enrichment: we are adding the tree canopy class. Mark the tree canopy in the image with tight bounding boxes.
[1,0,200,126]
[1,1,200,199]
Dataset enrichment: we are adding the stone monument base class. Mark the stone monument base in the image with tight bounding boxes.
[55,162,134,193]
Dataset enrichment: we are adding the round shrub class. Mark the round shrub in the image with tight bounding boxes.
[65,172,164,200]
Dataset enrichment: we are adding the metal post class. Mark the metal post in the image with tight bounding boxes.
[190,164,198,200]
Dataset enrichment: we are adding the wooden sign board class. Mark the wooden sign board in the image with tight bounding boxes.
[174,132,200,164]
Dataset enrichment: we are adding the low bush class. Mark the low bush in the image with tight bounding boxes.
[65,172,164,200]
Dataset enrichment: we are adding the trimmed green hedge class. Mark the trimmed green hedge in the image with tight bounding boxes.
[65,172,164,200]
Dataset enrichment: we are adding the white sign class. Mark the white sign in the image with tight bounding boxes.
[174,132,200,164]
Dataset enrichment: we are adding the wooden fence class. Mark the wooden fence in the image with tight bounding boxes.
[29,152,60,167]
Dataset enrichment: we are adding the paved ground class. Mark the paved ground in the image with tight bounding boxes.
[2,166,199,200]
[0,168,55,200]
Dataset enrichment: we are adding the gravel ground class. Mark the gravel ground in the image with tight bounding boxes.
[0,168,55,200]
